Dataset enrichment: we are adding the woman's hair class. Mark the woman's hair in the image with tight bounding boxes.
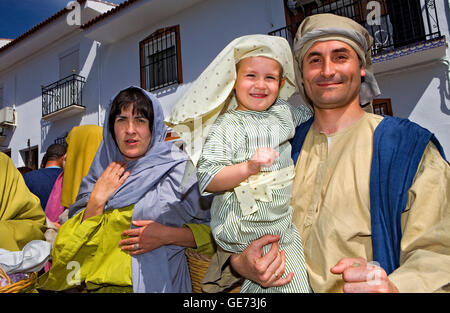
[108,87,154,143]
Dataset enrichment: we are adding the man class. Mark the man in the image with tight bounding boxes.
[23,143,66,211]
[203,14,450,293]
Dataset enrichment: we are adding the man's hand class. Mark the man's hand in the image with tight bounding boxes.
[330,257,399,293]
[230,234,293,288]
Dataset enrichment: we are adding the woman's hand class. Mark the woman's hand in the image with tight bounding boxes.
[119,220,196,255]
[230,234,293,288]
[83,161,130,220]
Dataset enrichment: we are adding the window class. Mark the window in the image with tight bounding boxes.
[20,144,38,170]
[373,98,393,116]
[140,25,182,91]
[1,149,11,158]
[385,0,425,48]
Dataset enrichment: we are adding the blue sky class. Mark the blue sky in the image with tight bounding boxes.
[0,0,125,40]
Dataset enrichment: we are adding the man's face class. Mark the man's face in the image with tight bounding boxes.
[301,40,365,110]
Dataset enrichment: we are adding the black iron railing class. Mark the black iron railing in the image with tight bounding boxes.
[269,0,442,56]
[54,132,68,146]
[42,74,86,117]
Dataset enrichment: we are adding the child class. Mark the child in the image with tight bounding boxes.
[166,35,312,293]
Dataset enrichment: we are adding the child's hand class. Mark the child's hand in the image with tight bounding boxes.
[247,147,280,175]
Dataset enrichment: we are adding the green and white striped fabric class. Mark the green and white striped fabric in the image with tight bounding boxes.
[197,98,312,293]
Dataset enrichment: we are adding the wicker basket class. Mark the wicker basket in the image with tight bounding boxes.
[185,249,241,293]
[0,267,37,293]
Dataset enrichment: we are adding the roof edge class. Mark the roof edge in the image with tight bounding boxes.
[81,0,141,30]
[0,0,120,55]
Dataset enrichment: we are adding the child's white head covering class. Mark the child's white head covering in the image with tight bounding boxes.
[165,34,296,165]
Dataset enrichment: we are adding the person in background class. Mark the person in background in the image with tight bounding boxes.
[60,125,103,212]
[0,152,46,251]
[44,126,102,271]
[23,144,66,211]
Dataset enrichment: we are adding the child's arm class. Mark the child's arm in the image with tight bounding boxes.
[205,147,279,193]
[282,98,313,127]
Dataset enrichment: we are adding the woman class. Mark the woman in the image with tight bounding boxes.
[60,124,103,210]
[38,86,211,293]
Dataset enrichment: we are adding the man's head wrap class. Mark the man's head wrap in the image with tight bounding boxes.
[293,13,380,110]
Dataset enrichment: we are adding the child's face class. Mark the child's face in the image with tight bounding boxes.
[234,56,285,112]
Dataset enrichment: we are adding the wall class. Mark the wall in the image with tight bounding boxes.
[375,0,450,157]
[96,0,287,120]
[1,0,287,166]
[0,31,100,166]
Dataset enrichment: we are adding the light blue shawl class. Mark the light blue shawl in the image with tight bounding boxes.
[68,86,210,292]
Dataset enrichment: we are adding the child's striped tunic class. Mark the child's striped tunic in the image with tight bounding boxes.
[197,98,313,293]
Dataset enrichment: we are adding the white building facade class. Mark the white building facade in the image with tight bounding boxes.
[0,0,449,168]
[0,0,287,168]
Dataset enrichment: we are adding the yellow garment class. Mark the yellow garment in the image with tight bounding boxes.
[185,223,216,257]
[291,113,450,292]
[0,152,46,251]
[38,205,133,292]
[61,125,103,208]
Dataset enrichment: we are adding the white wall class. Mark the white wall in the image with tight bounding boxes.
[375,0,450,157]
[6,0,446,166]
[1,0,286,166]
[0,32,100,166]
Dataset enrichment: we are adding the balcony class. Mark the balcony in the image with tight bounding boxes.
[42,74,86,121]
[270,0,445,73]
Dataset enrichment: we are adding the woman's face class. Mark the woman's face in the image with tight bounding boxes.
[114,104,152,161]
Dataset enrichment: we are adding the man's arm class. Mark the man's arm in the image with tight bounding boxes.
[387,142,450,292]
[330,142,450,293]
[229,234,294,287]
[201,234,292,292]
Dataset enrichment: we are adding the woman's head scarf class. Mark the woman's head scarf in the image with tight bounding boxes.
[293,13,380,110]
[165,34,297,166]
[60,125,103,208]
